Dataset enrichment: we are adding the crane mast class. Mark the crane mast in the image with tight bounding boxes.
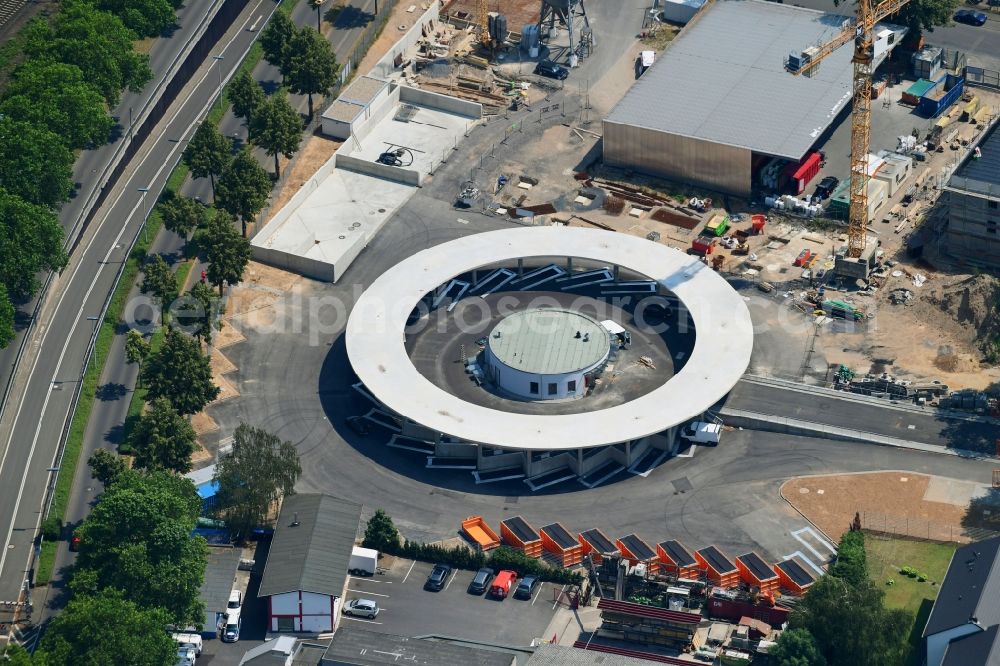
[789,0,912,259]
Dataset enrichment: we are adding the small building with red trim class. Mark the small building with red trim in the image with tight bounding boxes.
[695,546,739,588]
[258,493,362,634]
[736,551,780,595]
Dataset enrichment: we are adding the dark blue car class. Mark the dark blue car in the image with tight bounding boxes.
[954,9,987,25]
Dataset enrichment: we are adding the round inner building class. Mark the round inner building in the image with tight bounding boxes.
[484,308,611,400]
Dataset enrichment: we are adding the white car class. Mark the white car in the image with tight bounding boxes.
[176,646,197,665]
[171,633,202,656]
[343,598,380,619]
[227,589,242,611]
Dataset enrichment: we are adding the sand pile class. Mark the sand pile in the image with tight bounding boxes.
[926,274,1000,356]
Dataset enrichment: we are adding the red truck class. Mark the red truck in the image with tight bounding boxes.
[490,570,517,599]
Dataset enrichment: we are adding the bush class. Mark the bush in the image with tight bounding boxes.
[40,515,62,542]
[362,509,400,554]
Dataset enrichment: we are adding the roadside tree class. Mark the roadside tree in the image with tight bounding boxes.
[228,69,265,124]
[0,118,75,208]
[88,449,128,487]
[213,423,302,538]
[834,0,960,34]
[139,254,178,319]
[142,327,219,415]
[287,27,340,120]
[124,330,151,387]
[128,397,197,473]
[363,509,400,553]
[183,122,232,200]
[215,149,272,236]
[204,211,252,295]
[1,60,113,149]
[175,280,223,344]
[260,11,297,80]
[0,187,68,299]
[32,589,177,666]
[0,285,14,349]
[90,0,178,38]
[249,91,303,177]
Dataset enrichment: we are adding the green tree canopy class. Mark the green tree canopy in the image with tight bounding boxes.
[175,280,223,344]
[75,468,206,625]
[213,423,302,538]
[204,212,252,295]
[90,0,178,38]
[139,254,179,316]
[228,69,265,124]
[88,449,128,487]
[128,397,197,473]
[771,628,826,666]
[0,187,68,299]
[24,1,152,107]
[0,118,75,207]
[141,327,219,415]
[0,284,14,349]
[363,509,400,553]
[287,27,340,119]
[159,195,208,243]
[183,122,232,199]
[33,588,177,666]
[829,529,868,586]
[833,0,960,34]
[1,60,113,149]
[125,329,150,387]
[260,11,297,78]
[215,149,272,236]
[249,90,303,177]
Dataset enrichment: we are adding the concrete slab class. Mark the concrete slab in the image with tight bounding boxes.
[923,475,992,506]
[345,103,469,177]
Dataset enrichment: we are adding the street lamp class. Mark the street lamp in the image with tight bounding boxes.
[213,55,225,92]
[138,187,150,244]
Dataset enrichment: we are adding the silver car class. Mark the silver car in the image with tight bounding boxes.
[343,598,380,619]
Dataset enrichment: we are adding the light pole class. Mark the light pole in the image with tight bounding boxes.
[128,106,134,144]
[138,187,150,244]
[213,55,225,92]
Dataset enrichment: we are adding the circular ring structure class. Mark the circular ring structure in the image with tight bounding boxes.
[345,227,753,450]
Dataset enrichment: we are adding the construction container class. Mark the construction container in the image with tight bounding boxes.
[918,74,965,118]
[691,237,716,255]
[735,552,780,596]
[902,78,936,106]
[616,534,659,573]
[656,540,700,579]
[500,516,542,558]
[596,598,701,648]
[750,214,766,234]
[785,152,821,195]
[695,546,739,588]
[774,558,816,595]
[578,528,619,565]
[704,214,730,237]
[706,591,791,628]
[540,523,583,567]
[461,516,500,551]
[912,46,942,80]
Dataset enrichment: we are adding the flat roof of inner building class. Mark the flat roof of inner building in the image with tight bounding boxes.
[606,0,900,160]
[951,121,1000,189]
[488,309,610,375]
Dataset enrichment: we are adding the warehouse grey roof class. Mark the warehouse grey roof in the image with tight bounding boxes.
[606,0,900,160]
[258,494,362,598]
[924,536,1000,636]
[200,545,241,613]
[526,644,663,665]
[319,628,515,666]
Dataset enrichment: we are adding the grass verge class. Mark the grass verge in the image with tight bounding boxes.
[865,536,956,666]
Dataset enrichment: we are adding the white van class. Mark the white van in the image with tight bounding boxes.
[679,421,722,445]
[220,607,242,643]
[171,632,203,655]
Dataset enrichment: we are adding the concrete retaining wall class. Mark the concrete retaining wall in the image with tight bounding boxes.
[399,85,482,119]
[434,441,479,458]
[335,153,422,187]
[369,2,441,80]
[527,452,574,477]
[477,450,525,471]
[251,245,337,282]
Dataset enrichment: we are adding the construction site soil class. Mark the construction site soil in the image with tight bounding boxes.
[442,0,540,32]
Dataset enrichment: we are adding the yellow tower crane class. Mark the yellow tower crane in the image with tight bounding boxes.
[788,0,911,258]
[478,0,491,47]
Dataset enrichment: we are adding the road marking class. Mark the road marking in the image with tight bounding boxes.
[784,551,825,577]
[348,575,392,584]
[675,444,696,458]
[457,218,469,224]
[401,560,416,584]
[342,616,383,625]
[531,584,542,606]
[792,526,837,554]
[790,529,826,562]
[444,569,457,591]
[347,588,389,598]
[552,584,569,610]
[0,0,276,584]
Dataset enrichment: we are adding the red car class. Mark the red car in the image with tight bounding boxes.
[69,534,81,552]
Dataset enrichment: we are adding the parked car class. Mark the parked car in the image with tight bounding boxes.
[489,570,517,599]
[69,534,81,552]
[424,563,452,591]
[343,598,380,619]
[954,9,987,24]
[468,567,494,595]
[220,608,241,643]
[534,60,569,80]
[513,575,540,600]
[227,590,242,611]
[176,646,197,666]
[814,175,839,200]
[171,633,203,656]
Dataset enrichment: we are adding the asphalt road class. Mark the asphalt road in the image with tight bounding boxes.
[0,0,228,423]
[0,0,280,611]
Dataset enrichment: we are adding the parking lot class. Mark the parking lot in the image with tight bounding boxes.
[342,557,562,645]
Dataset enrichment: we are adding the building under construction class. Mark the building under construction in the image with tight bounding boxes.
[603,0,905,197]
[942,119,1000,268]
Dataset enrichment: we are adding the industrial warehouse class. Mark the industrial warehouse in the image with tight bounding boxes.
[603,0,906,197]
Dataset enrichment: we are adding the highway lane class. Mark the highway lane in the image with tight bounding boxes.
[0,0,277,608]
[0,0,228,421]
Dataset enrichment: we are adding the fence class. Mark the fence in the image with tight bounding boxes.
[329,0,398,99]
[860,511,1000,544]
[964,66,1000,91]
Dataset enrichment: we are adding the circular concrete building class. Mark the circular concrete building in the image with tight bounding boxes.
[484,308,611,400]
[344,227,754,486]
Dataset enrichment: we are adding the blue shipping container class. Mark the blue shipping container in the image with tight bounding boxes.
[918,74,964,118]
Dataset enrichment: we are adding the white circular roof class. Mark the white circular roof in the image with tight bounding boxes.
[488,308,610,375]
[345,227,753,450]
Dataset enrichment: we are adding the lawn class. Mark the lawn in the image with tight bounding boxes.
[865,536,956,666]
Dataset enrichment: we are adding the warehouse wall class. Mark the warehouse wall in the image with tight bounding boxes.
[603,121,752,196]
